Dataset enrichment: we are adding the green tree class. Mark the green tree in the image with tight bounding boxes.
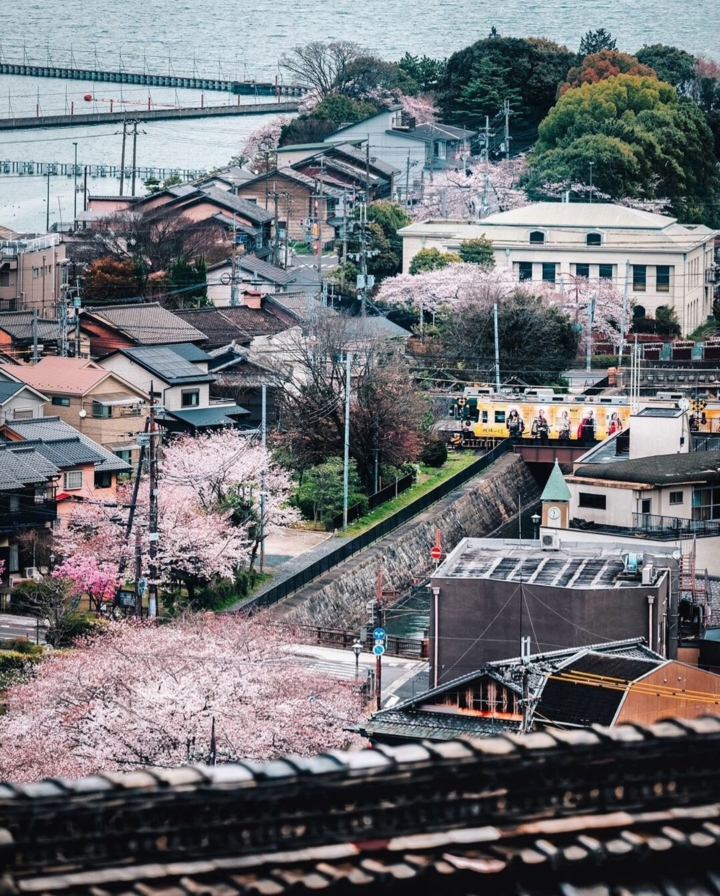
[655,305,681,337]
[409,248,461,274]
[635,44,696,91]
[296,458,364,525]
[578,29,617,57]
[167,257,208,307]
[363,201,411,281]
[279,94,378,146]
[437,37,574,152]
[528,74,720,222]
[82,256,143,304]
[441,291,580,384]
[458,237,495,267]
[397,53,444,92]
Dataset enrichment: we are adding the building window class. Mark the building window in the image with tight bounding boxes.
[669,491,684,505]
[518,262,533,281]
[586,232,602,246]
[63,471,83,490]
[693,485,720,521]
[575,263,590,279]
[578,492,607,509]
[181,390,200,408]
[599,264,614,280]
[0,271,9,287]
[114,450,132,464]
[92,401,112,419]
[8,543,19,573]
[633,265,647,292]
[95,471,113,489]
[32,267,40,279]
[529,230,545,244]
[542,262,557,283]
[656,265,671,292]
[51,396,71,407]
[13,409,33,420]
[9,495,19,513]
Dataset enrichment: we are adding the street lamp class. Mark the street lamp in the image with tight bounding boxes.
[352,640,363,679]
[531,512,541,541]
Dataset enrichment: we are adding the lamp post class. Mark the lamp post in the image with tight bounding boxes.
[531,512,541,541]
[352,640,363,679]
[72,142,78,228]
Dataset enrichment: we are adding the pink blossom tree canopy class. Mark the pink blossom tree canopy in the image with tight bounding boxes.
[0,614,364,782]
[51,555,122,612]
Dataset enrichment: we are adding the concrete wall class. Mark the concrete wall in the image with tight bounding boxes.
[284,454,540,631]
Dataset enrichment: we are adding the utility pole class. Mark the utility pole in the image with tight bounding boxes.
[493,302,501,391]
[619,259,630,366]
[374,569,385,711]
[586,296,596,372]
[405,151,411,208]
[359,200,368,318]
[83,167,88,211]
[342,351,352,530]
[147,381,159,617]
[130,119,139,197]
[74,277,81,357]
[260,384,267,571]
[484,115,491,163]
[589,161,594,203]
[32,309,39,363]
[503,99,511,161]
[119,117,127,196]
[271,183,280,267]
[72,141,78,228]
[230,214,239,307]
[58,287,68,357]
[45,171,50,231]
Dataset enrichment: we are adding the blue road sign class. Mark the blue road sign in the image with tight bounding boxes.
[373,627,386,640]
[373,643,385,656]
[138,578,147,595]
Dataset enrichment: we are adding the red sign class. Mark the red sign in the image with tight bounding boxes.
[431,545,442,560]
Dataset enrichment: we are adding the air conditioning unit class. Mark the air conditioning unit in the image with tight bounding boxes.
[641,564,655,586]
[8,576,15,588]
[24,567,41,581]
[541,533,560,551]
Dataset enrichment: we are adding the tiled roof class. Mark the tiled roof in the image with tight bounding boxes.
[0,312,62,343]
[118,345,216,385]
[264,292,338,323]
[358,708,520,741]
[0,381,23,403]
[573,450,720,485]
[17,436,103,468]
[84,303,208,346]
[540,458,572,502]
[332,142,400,176]
[5,357,107,395]
[199,188,274,224]
[236,255,298,286]
[343,315,411,339]
[6,417,132,473]
[165,342,212,363]
[219,305,289,338]
[173,307,252,349]
[412,122,476,141]
[0,443,59,489]
[4,718,720,893]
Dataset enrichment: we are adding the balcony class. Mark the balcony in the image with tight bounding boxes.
[705,267,720,284]
[0,501,57,533]
[632,512,720,539]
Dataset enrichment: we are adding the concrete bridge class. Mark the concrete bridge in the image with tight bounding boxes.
[0,61,306,96]
[0,100,299,130]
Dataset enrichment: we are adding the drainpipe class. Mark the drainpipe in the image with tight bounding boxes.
[647,595,655,651]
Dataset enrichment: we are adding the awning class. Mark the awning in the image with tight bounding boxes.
[93,392,143,407]
[110,442,140,452]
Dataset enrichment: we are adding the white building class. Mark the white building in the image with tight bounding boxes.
[398,203,719,334]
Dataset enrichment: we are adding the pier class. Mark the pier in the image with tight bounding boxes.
[0,160,207,182]
[0,61,306,96]
[0,100,299,131]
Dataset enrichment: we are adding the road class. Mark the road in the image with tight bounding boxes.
[0,613,47,644]
[286,643,428,708]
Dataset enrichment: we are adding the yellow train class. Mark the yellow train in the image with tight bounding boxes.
[448,387,720,443]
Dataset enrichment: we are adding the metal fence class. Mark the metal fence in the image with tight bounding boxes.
[241,440,511,613]
[330,472,414,530]
[295,625,427,659]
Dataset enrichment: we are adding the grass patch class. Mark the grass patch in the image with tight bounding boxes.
[688,321,717,341]
[212,572,274,611]
[343,452,481,537]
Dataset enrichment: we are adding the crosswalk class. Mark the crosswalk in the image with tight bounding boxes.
[308,659,417,681]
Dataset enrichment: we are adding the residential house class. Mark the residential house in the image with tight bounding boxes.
[0,380,48,426]
[429,537,681,686]
[0,443,58,587]
[98,342,249,433]
[398,202,720,334]
[357,639,720,744]
[293,143,399,200]
[206,256,298,305]
[0,312,66,360]
[0,231,68,315]
[233,168,346,245]
[0,357,150,466]
[208,343,286,427]
[80,303,208,357]
[1,416,131,518]
[171,303,288,350]
[322,106,474,175]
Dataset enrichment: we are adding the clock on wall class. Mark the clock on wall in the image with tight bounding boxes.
[548,506,561,520]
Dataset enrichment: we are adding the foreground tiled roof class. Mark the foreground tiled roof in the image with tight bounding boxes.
[0,312,62,343]
[5,417,131,473]
[0,443,59,489]
[6,357,107,395]
[173,307,254,348]
[4,718,720,893]
[84,303,208,346]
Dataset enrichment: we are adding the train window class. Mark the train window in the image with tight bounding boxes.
[470,408,479,422]
[495,411,506,423]
[482,411,488,423]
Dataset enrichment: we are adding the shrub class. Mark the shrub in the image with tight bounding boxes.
[0,650,42,688]
[420,439,448,467]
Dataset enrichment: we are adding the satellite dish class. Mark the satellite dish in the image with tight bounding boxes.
[679,398,690,411]
[78,409,87,418]
[672,550,681,560]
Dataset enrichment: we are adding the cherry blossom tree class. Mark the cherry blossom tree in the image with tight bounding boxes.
[51,555,122,613]
[0,614,364,783]
[408,157,530,221]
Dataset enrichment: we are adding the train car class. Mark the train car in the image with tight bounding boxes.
[449,387,631,443]
[448,388,720,445]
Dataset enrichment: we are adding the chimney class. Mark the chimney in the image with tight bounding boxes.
[242,289,263,309]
